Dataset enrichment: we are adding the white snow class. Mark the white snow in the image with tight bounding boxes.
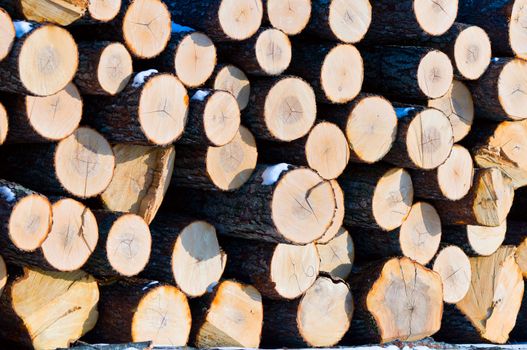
[192,89,211,101]
[207,281,218,293]
[13,21,33,38]
[395,107,415,119]
[141,280,160,291]
[171,21,194,33]
[261,163,290,185]
[132,69,158,88]
[0,187,15,202]
[492,57,501,63]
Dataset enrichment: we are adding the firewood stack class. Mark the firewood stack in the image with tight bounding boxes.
[0,0,527,348]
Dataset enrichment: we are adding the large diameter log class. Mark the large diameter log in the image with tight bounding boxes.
[316,227,355,280]
[100,144,174,224]
[265,0,311,35]
[0,267,99,349]
[262,276,353,347]
[442,222,507,256]
[432,245,471,304]
[210,64,250,110]
[0,8,14,61]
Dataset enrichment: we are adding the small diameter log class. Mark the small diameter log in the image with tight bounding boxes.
[262,276,353,347]
[0,101,7,145]
[220,237,319,300]
[244,76,317,142]
[363,46,454,100]
[88,280,191,346]
[265,0,311,35]
[289,41,363,104]
[340,165,414,231]
[433,168,514,226]
[0,267,99,350]
[100,144,175,224]
[166,0,263,42]
[210,64,250,110]
[4,83,82,143]
[75,41,133,95]
[86,0,121,22]
[442,222,507,256]
[410,144,474,201]
[437,246,524,344]
[432,245,471,304]
[316,227,355,280]
[347,257,443,344]
[0,8,14,61]
[173,125,257,191]
[0,23,78,96]
[316,180,345,243]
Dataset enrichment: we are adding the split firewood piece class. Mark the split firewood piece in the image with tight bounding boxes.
[265,0,311,35]
[316,227,355,280]
[429,80,474,142]
[433,168,514,226]
[383,106,454,170]
[410,144,474,201]
[100,144,175,224]
[502,221,527,278]
[363,46,454,100]
[174,125,257,191]
[75,41,132,95]
[347,257,443,344]
[14,0,89,25]
[166,0,263,42]
[442,222,507,256]
[216,27,291,76]
[0,101,7,145]
[340,165,414,231]
[289,41,363,104]
[244,76,316,142]
[306,0,371,43]
[220,237,319,300]
[316,180,345,243]
[432,245,471,304]
[209,64,250,110]
[85,71,188,146]
[4,83,82,143]
[0,23,78,96]
[0,267,99,349]
[437,246,524,344]
[262,276,353,347]
[87,280,191,346]
[191,280,263,348]
[0,7,14,61]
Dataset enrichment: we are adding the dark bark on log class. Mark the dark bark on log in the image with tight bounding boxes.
[435,304,489,343]
[172,145,218,191]
[441,226,483,256]
[257,137,309,167]
[304,1,339,42]
[350,228,403,262]
[75,41,122,95]
[410,168,450,200]
[260,298,308,347]
[0,1,22,19]
[503,220,527,246]
[2,93,51,143]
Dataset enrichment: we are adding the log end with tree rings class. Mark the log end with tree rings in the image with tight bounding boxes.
[138,73,188,145]
[467,222,507,256]
[515,238,527,278]
[41,198,98,271]
[316,227,354,280]
[88,0,122,22]
[316,180,345,243]
[372,168,414,231]
[20,0,89,25]
[18,25,79,96]
[320,44,363,104]
[0,101,7,145]
[0,255,6,295]
[406,108,454,170]
[97,42,133,95]
[122,0,171,59]
[473,168,514,227]
[498,59,527,120]
[132,285,191,346]
[0,8,14,61]
[106,214,151,277]
[328,0,372,43]
[54,127,115,198]
[433,246,471,304]
[437,145,474,201]
[264,77,317,142]
[205,126,258,191]
[255,28,291,76]
[413,0,458,36]
[510,0,527,60]
[266,0,311,35]
[428,80,473,142]
[175,32,217,88]
[218,0,263,41]
[305,122,349,180]
[347,95,397,163]
[202,90,240,147]
[213,65,250,110]
[453,26,491,80]
[417,50,454,99]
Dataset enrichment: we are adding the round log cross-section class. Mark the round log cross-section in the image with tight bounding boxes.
[88,0,122,22]
[212,64,250,110]
[433,245,471,304]
[266,0,311,35]
[0,8,14,61]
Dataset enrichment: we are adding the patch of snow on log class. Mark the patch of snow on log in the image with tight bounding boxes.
[171,21,194,33]
[141,280,160,291]
[395,107,415,119]
[262,163,290,185]
[132,69,158,88]
[207,281,219,293]
[0,187,15,202]
[13,21,33,38]
[191,90,211,101]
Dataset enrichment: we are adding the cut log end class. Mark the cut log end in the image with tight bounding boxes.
[218,0,263,41]
[498,59,527,120]
[316,180,345,243]
[0,101,7,145]
[437,145,474,201]
[454,26,491,80]
[328,0,372,43]
[0,255,5,295]
[515,238,527,278]
[213,65,250,110]
[510,0,527,60]
[175,32,217,88]
[433,246,471,304]
[417,50,454,98]
[88,0,122,22]
[97,42,133,95]
[20,0,89,25]
[321,44,363,103]
[203,90,241,147]
[266,0,311,35]
[414,0,458,36]
[0,8,14,61]
[473,168,514,227]
[255,28,291,75]
[316,227,354,279]
[467,222,507,256]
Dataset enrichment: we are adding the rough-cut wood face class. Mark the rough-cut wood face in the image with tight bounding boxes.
[266,0,311,35]
[454,26,491,80]
[428,80,473,142]
[437,145,474,200]
[0,8,14,61]
[12,268,99,349]
[171,221,226,298]
[20,0,89,25]
[515,238,527,278]
[413,0,457,36]
[214,65,250,110]
[206,126,257,191]
[19,25,79,96]
[498,59,527,120]
[88,0,121,21]
[41,199,98,271]
[0,102,7,145]
[510,0,527,60]
[203,91,240,147]
[467,222,507,256]
[132,285,191,346]
[122,0,171,58]
[316,227,354,279]
[8,194,52,252]
[316,180,345,243]
[372,168,414,231]
[347,96,397,163]
[175,32,217,88]
[366,257,443,343]
[320,44,363,103]
[0,255,6,295]
[417,50,454,98]
[473,168,514,227]
[106,214,151,277]
[196,280,263,348]
[298,277,353,347]
[433,246,471,304]
[97,42,133,95]
[138,74,188,145]
[255,28,291,76]
[456,246,524,344]
[328,0,372,43]
[218,0,263,40]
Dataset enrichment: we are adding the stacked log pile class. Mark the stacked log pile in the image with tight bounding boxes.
[1,0,527,348]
